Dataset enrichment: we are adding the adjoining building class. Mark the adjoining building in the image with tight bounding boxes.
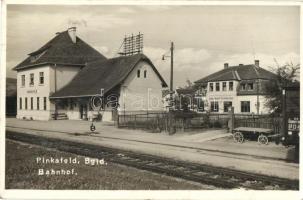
[14,27,167,121]
[194,60,277,114]
[51,53,167,121]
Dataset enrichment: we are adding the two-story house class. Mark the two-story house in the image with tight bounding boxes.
[14,27,107,120]
[194,60,277,114]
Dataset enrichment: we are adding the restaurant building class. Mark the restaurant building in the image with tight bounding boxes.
[194,60,277,114]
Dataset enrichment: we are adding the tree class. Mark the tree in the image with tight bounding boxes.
[264,62,300,114]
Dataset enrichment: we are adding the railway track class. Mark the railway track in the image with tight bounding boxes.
[6,131,299,190]
[6,125,295,163]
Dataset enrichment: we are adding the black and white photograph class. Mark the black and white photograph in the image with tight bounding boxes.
[0,1,301,199]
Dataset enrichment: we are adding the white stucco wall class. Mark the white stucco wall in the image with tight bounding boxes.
[119,61,164,112]
[205,80,270,114]
[17,65,52,120]
[17,65,82,120]
[206,80,238,113]
[51,65,82,91]
[236,95,269,114]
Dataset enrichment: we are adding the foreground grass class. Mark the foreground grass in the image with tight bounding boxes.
[5,139,214,190]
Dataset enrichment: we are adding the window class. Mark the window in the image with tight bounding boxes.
[144,70,147,78]
[30,97,33,110]
[240,83,246,91]
[25,98,28,110]
[30,73,34,86]
[43,97,47,110]
[215,82,220,91]
[241,101,250,113]
[229,81,233,91]
[247,83,254,90]
[37,97,40,110]
[39,72,44,85]
[21,75,25,87]
[223,101,232,112]
[197,99,204,112]
[19,98,22,109]
[210,101,219,112]
[137,70,140,78]
[222,82,227,91]
[209,83,213,92]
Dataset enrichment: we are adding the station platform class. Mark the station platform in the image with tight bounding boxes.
[5,118,299,180]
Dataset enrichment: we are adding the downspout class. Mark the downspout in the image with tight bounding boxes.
[54,64,58,120]
[54,63,57,92]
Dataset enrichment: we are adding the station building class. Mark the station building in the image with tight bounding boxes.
[14,27,167,121]
[194,61,277,114]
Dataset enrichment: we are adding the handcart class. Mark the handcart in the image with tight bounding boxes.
[232,127,277,145]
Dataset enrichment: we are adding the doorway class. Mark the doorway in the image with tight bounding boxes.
[79,104,88,120]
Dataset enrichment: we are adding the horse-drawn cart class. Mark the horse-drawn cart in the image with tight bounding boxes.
[232,127,279,145]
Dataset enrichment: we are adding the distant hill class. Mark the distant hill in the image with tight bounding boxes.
[6,78,17,97]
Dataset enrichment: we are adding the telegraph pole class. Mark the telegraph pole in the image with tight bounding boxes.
[162,42,175,110]
[257,79,260,115]
[170,42,174,93]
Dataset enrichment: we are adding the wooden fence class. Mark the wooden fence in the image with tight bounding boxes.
[117,112,232,132]
[234,115,282,134]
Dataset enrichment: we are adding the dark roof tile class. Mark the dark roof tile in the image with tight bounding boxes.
[195,64,277,83]
[14,31,106,70]
[51,54,167,98]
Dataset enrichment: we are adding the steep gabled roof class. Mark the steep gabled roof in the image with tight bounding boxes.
[13,31,106,71]
[51,54,167,98]
[195,64,277,83]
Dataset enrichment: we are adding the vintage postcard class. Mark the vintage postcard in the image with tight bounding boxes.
[0,0,301,199]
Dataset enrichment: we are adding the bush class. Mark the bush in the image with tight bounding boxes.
[209,120,222,128]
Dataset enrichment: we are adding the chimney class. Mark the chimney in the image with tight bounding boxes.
[68,27,77,43]
[224,63,229,69]
[255,60,260,67]
[239,64,244,67]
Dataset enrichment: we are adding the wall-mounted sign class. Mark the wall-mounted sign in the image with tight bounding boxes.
[27,89,37,94]
[209,96,233,101]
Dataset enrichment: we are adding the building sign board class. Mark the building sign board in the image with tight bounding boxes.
[27,89,38,94]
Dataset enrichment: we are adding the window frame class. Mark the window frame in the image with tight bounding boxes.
[240,83,246,91]
[30,97,33,110]
[137,70,140,78]
[21,75,25,87]
[209,83,213,92]
[247,83,254,91]
[222,82,227,91]
[39,72,44,85]
[210,101,219,112]
[241,101,250,113]
[144,70,147,78]
[43,97,47,110]
[37,97,40,110]
[30,73,34,86]
[197,99,204,112]
[215,82,220,91]
[223,101,232,112]
[19,97,22,109]
[25,97,28,110]
[229,81,233,91]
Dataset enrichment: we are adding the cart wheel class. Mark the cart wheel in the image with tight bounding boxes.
[233,132,244,143]
[258,134,268,145]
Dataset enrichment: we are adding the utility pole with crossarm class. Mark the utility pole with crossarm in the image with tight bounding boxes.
[162,42,175,109]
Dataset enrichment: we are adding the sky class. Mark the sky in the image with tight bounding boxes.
[6,5,300,88]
